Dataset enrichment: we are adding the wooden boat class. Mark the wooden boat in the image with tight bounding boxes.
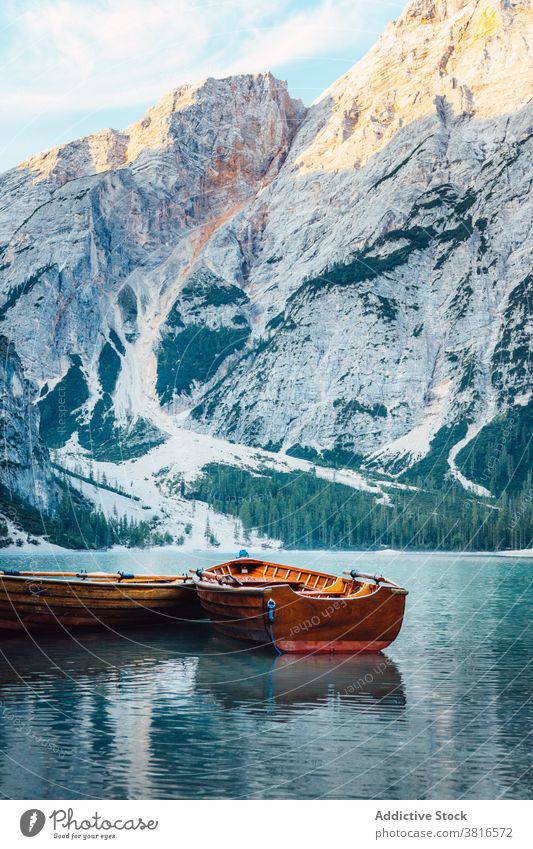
[192,557,408,654]
[0,569,202,634]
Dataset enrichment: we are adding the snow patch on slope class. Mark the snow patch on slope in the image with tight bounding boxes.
[56,416,403,548]
[369,378,452,473]
[447,423,494,497]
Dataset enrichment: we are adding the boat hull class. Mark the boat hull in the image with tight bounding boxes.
[0,574,202,634]
[195,581,406,654]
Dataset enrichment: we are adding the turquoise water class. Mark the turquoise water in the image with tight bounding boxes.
[0,550,531,800]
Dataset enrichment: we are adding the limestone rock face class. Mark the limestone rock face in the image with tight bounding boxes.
[0,335,59,513]
[0,73,305,467]
[0,0,531,512]
[294,0,532,175]
[188,0,533,467]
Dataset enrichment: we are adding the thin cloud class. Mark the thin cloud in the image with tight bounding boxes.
[223,1,364,77]
[0,0,405,171]
[2,0,370,116]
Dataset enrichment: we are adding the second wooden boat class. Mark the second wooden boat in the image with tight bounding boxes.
[193,557,408,654]
[0,569,202,634]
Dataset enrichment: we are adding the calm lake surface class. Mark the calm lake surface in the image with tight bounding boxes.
[0,549,531,800]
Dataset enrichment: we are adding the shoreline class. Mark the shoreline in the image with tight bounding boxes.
[1,543,532,558]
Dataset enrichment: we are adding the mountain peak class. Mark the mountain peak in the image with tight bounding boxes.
[292,0,532,174]
[124,72,303,164]
[401,0,527,23]
[18,72,304,185]
[402,0,482,21]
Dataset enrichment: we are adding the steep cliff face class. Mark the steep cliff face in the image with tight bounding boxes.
[0,73,305,462]
[188,0,533,475]
[0,335,60,516]
[0,0,531,532]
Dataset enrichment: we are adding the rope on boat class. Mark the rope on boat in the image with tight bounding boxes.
[266,598,283,656]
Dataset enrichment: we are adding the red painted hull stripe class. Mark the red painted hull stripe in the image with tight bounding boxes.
[276,639,392,654]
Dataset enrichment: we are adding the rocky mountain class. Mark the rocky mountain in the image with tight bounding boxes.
[0,0,531,548]
[0,335,60,511]
[189,0,532,472]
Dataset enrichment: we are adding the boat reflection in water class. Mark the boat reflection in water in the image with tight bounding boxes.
[1,553,530,801]
[194,637,405,711]
[0,625,212,685]
[0,626,405,799]
[1,628,405,710]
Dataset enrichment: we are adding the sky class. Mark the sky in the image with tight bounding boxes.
[0,0,406,173]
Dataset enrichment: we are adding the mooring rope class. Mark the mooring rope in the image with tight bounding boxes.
[266,597,283,656]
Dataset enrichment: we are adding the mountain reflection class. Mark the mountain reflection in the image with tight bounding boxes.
[0,625,406,798]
